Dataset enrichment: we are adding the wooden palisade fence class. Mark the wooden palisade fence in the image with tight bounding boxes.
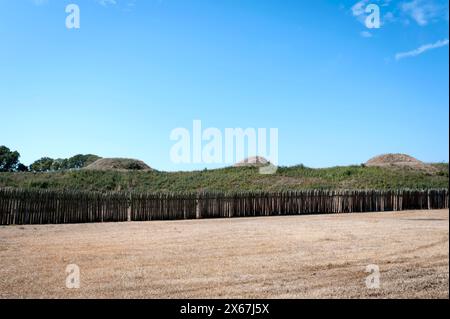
[0,188,448,225]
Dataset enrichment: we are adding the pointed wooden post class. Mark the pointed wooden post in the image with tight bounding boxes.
[196,193,202,219]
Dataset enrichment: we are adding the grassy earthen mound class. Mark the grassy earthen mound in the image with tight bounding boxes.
[365,153,435,172]
[84,158,151,171]
[234,156,270,167]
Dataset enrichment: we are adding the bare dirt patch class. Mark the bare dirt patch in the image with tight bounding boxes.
[0,210,448,299]
[84,158,151,171]
[234,156,270,167]
[365,153,436,172]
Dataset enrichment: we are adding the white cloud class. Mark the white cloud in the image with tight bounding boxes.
[360,31,373,37]
[352,0,371,26]
[32,0,48,5]
[32,0,119,7]
[395,38,449,60]
[383,11,396,22]
[352,0,370,17]
[125,0,137,11]
[401,0,445,26]
[96,0,117,6]
[350,0,448,27]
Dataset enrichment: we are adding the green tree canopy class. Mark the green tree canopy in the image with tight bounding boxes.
[66,154,100,169]
[29,154,101,172]
[17,163,29,172]
[30,157,55,172]
[0,146,21,172]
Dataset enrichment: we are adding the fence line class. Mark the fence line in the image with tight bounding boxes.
[0,188,448,225]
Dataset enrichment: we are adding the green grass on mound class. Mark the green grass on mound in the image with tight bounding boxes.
[0,163,448,193]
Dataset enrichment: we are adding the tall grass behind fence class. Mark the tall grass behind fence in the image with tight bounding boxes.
[0,188,448,225]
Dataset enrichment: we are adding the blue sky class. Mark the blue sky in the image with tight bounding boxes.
[0,0,448,170]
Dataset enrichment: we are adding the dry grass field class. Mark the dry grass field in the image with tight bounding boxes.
[0,209,448,299]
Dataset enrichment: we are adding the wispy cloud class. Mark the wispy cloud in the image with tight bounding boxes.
[32,0,48,5]
[400,0,443,25]
[360,31,373,38]
[32,0,119,7]
[395,39,449,60]
[350,0,448,28]
[352,0,370,17]
[96,0,117,7]
[124,0,137,12]
[351,0,371,25]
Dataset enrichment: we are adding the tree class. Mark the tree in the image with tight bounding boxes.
[66,154,100,169]
[17,163,29,172]
[51,159,67,171]
[29,154,100,172]
[30,157,55,172]
[0,146,20,172]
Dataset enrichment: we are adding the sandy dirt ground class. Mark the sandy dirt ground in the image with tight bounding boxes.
[0,209,448,299]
